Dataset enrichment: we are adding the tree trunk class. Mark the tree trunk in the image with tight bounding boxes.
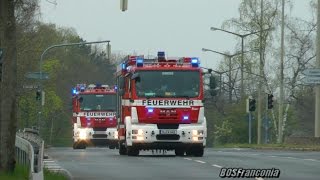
[0,0,17,173]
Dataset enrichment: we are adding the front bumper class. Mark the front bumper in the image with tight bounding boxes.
[126,123,206,149]
[74,127,118,143]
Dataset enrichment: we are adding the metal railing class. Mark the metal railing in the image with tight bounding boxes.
[15,128,44,180]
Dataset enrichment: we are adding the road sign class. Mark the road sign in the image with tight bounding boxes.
[25,72,49,80]
[23,85,39,89]
[302,68,320,76]
[302,76,320,85]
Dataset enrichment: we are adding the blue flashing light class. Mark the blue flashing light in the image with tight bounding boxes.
[114,85,118,90]
[147,107,154,113]
[136,57,144,67]
[121,63,126,70]
[158,51,165,57]
[183,115,189,120]
[72,88,77,95]
[191,57,200,67]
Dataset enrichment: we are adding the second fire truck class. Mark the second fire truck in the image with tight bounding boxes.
[72,84,118,149]
[115,52,207,156]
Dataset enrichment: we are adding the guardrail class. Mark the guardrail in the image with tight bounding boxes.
[15,128,44,180]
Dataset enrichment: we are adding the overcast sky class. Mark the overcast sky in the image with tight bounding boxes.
[40,0,312,69]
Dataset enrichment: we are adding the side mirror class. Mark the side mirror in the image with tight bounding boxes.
[118,89,125,96]
[119,77,125,89]
[79,97,83,103]
[131,73,140,80]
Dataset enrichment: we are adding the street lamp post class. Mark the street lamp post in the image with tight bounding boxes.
[202,48,257,102]
[210,27,272,100]
[37,40,111,129]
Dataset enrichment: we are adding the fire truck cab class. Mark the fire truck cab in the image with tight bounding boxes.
[115,52,207,156]
[72,84,118,149]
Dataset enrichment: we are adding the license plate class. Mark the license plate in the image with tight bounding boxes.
[159,129,177,134]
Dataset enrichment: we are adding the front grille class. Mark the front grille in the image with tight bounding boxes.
[156,134,180,140]
[157,124,179,129]
[93,127,107,131]
[92,134,108,138]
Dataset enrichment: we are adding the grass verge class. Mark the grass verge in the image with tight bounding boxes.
[44,168,68,180]
[0,165,68,180]
[0,164,28,180]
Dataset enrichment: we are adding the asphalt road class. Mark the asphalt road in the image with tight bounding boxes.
[46,147,320,180]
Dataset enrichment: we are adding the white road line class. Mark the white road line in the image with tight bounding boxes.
[251,153,259,155]
[255,177,264,180]
[234,148,241,151]
[194,160,206,164]
[184,158,193,161]
[211,164,223,168]
[285,157,298,159]
[268,155,277,158]
[303,158,318,162]
[217,151,223,152]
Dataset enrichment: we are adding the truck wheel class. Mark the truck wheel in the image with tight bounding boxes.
[73,143,79,149]
[174,148,185,156]
[127,146,139,156]
[119,143,127,155]
[193,147,204,157]
[109,145,116,149]
[185,149,193,156]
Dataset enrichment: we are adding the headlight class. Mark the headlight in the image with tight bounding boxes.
[79,129,87,140]
[138,129,143,135]
[192,130,204,136]
[192,130,198,136]
[137,136,144,141]
[114,131,118,139]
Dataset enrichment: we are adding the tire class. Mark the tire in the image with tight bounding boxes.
[175,148,185,156]
[185,149,193,156]
[109,145,116,149]
[73,143,79,149]
[119,143,127,155]
[127,146,139,156]
[193,147,204,157]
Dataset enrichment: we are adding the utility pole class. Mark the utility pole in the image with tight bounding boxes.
[315,0,320,137]
[278,0,285,143]
[257,0,264,144]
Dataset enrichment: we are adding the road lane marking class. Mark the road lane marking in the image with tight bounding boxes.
[233,148,241,151]
[255,178,264,180]
[251,153,259,155]
[184,158,192,160]
[217,151,223,152]
[194,160,206,164]
[285,157,298,159]
[211,164,222,168]
[303,158,319,162]
[268,155,277,158]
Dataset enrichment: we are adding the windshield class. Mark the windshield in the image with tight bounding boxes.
[135,70,200,98]
[79,94,116,111]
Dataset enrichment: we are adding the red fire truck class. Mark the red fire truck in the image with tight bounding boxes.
[115,52,207,156]
[72,84,118,149]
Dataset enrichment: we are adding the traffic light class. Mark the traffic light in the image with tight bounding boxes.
[36,90,41,101]
[249,98,256,112]
[209,75,217,96]
[267,94,274,109]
